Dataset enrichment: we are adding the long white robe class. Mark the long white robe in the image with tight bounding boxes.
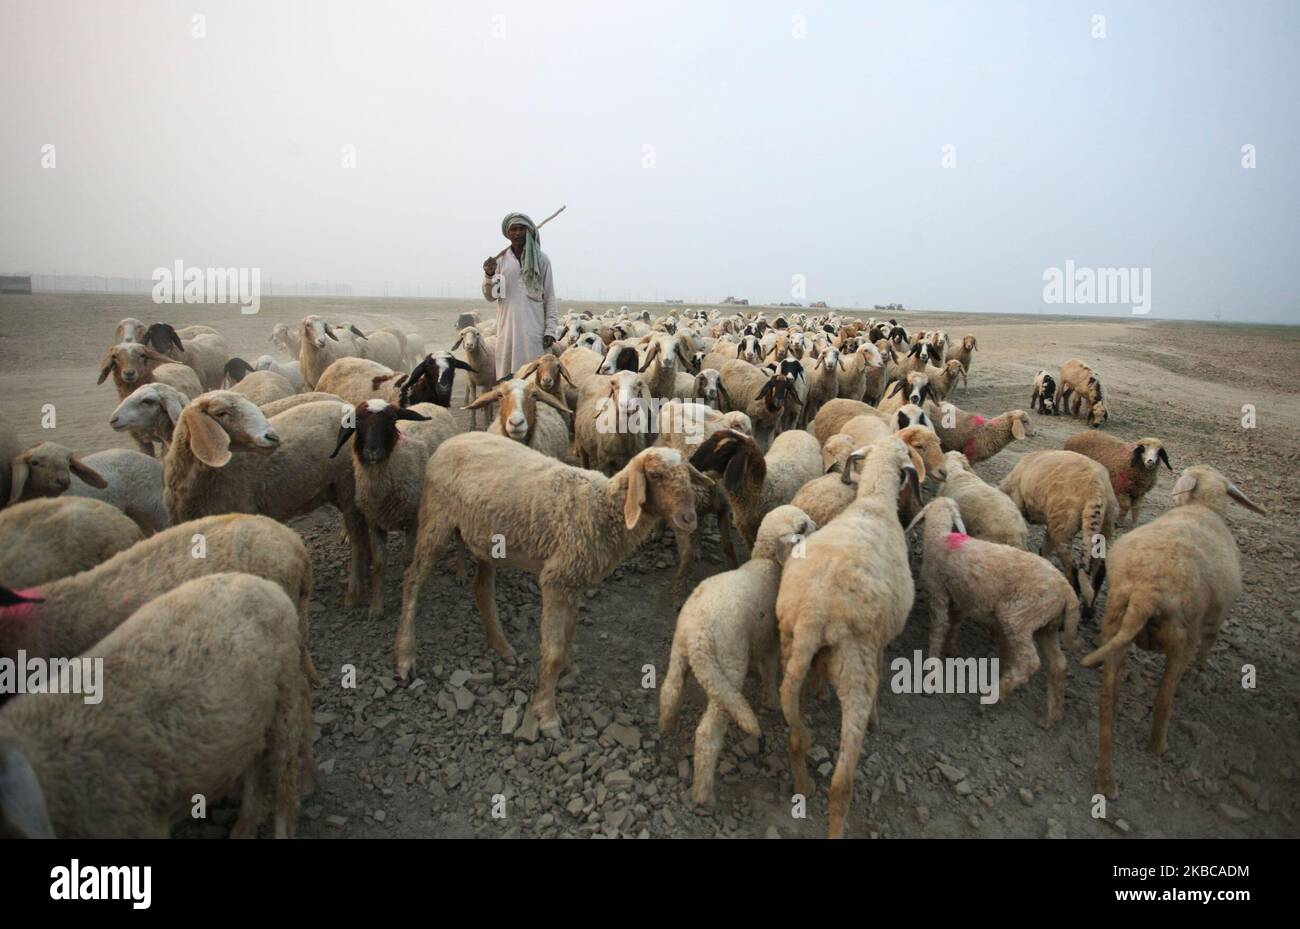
[482,247,557,379]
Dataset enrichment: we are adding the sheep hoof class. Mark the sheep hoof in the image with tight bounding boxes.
[396,655,416,682]
[1147,735,1169,755]
[1096,771,1118,800]
[540,719,564,740]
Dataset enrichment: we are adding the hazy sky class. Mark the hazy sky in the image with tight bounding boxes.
[1,1,1297,321]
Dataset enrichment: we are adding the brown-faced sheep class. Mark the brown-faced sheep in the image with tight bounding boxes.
[1059,358,1109,428]
[96,342,203,455]
[1063,431,1171,526]
[7,442,167,534]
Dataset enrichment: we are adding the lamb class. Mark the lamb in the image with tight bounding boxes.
[926,402,1032,463]
[998,449,1119,618]
[515,352,577,409]
[315,356,407,407]
[775,438,920,838]
[162,391,371,609]
[0,497,143,587]
[398,435,712,736]
[923,359,967,401]
[96,342,204,454]
[297,314,368,389]
[951,335,977,377]
[141,323,228,391]
[1059,358,1109,428]
[717,359,793,449]
[330,400,459,619]
[470,379,573,462]
[1063,431,1171,526]
[1030,369,1059,415]
[0,513,317,686]
[803,346,845,427]
[659,505,818,808]
[451,326,498,428]
[573,369,652,475]
[0,573,312,838]
[401,352,477,409]
[253,354,308,392]
[937,451,1028,548]
[909,497,1076,726]
[269,322,302,358]
[687,428,822,549]
[877,372,938,415]
[7,442,168,534]
[638,333,695,401]
[1080,466,1266,799]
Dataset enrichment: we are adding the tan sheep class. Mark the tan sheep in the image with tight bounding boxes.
[937,451,1028,548]
[776,438,920,838]
[925,401,1032,463]
[1080,466,1266,799]
[315,356,408,407]
[96,342,203,455]
[398,435,712,737]
[573,369,652,475]
[140,323,229,391]
[659,505,817,807]
[0,573,312,838]
[923,359,967,401]
[909,497,1076,727]
[229,368,297,406]
[1059,358,1109,428]
[1062,431,1171,525]
[718,358,794,449]
[951,335,977,376]
[998,449,1119,619]
[451,326,498,428]
[0,412,18,509]
[471,379,572,462]
[297,315,367,390]
[7,442,167,534]
[810,397,874,446]
[0,497,143,587]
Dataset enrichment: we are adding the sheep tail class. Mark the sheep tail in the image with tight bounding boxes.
[1081,590,1151,668]
[690,638,761,738]
[658,635,689,736]
[1078,491,1110,616]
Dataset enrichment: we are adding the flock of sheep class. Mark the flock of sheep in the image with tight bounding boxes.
[0,304,1267,839]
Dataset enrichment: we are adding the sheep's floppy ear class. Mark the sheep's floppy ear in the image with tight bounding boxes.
[904,507,926,533]
[840,450,866,486]
[69,456,108,489]
[637,341,660,373]
[896,410,912,429]
[184,407,233,467]
[7,456,30,505]
[533,388,573,417]
[1226,482,1266,515]
[1130,444,1146,467]
[516,361,540,381]
[901,464,921,501]
[141,345,173,364]
[885,380,904,399]
[322,324,339,341]
[688,463,715,488]
[675,343,692,368]
[757,378,775,399]
[908,343,921,357]
[1170,470,1198,501]
[1154,446,1171,471]
[906,446,927,484]
[349,325,368,340]
[450,335,464,351]
[96,350,116,385]
[163,324,184,352]
[394,407,432,422]
[623,457,648,529]
[463,387,502,411]
[735,343,744,357]
[452,358,477,373]
[329,424,356,458]
[556,363,576,386]
[0,740,56,839]
[1011,415,1026,440]
[717,381,732,412]
[691,374,706,399]
[162,392,185,425]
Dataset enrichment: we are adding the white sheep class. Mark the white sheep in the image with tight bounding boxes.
[0,497,143,587]
[297,315,367,389]
[775,438,920,838]
[108,382,191,453]
[0,573,312,838]
[7,442,168,534]
[162,391,372,610]
[253,354,308,392]
[909,497,1076,727]
[96,342,203,455]
[451,326,498,428]
[937,451,1028,548]
[659,505,817,808]
[398,435,713,737]
[1080,466,1266,799]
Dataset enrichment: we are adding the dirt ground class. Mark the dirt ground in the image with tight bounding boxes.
[1,293,1297,839]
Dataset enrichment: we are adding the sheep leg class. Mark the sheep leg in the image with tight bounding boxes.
[472,560,515,661]
[670,526,694,597]
[230,766,262,838]
[341,506,372,609]
[1096,649,1125,800]
[534,584,577,738]
[779,625,820,799]
[868,649,884,730]
[691,702,729,809]
[997,624,1039,699]
[1035,623,1067,728]
[1149,632,1192,756]
[367,522,387,620]
[1195,603,1226,670]
[270,676,306,839]
[396,515,455,681]
[827,644,873,840]
[926,592,952,661]
[717,508,740,569]
[759,642,780,711]
[1127,497,1141,527]
[942,617,964,658]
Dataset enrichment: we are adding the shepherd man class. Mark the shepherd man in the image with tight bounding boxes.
[482,212,558,380]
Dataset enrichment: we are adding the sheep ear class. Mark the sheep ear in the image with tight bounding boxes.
[7,456,30,505]
[717,382,732,412]
[557,363,576,387]
[462,388,502,411]
[1011,416,1026,440]
[840,450,865,486]
[394,408,431,422]
[516,361,539,381]
[141,346,173,364]
[349,325,368,340]
[533,388,573,417]
[897,410,912,429]
[96,350,116,385]
[452,359,477,373]
[688,464,715,488]
[184,408,232,467]
[1170,470,1198,500]
[450,335,464,351]
[1226,482,1266,515]
[329,426,356,458]
[69,456,108,489]
[163,393,185,425]
[904,508,926,533]
[906,446,927,484]
[0,741,56,839]
[623,457,647,529]
[886,380,904,399]
[1130,444,1146,466]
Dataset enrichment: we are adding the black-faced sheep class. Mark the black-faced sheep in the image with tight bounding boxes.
[1062,431,1171,526]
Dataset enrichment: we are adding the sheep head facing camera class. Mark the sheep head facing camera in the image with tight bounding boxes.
[8,443,107,503]
[331,399,430,465]
[401,351,476,408]
[465,379,572,445]
[95,342,173,388]
[174,392,281,466]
